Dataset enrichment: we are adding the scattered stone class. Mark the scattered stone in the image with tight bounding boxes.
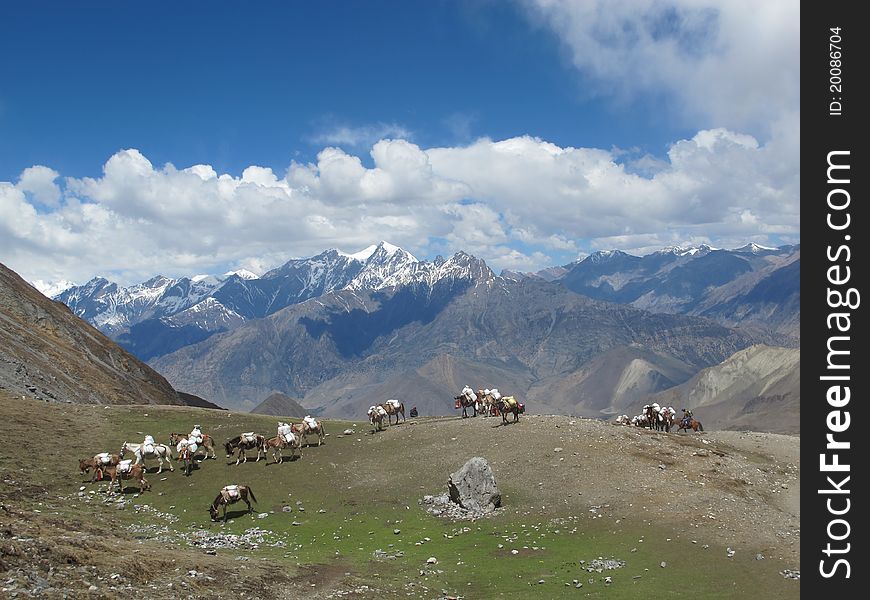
[538,579,545,584]
[575,582,583,588]
[726,547,735,558]
[427,557,438,564]
[604,576,612,584]
[282,506,293,513]
[756,553,764,561]
[583,558,625,572]
[781,569,800,580]
[554,448,563,453]
[660,561,667,568]
[394,529,401,535]
[343,429,354,435]
[511,550,519,555]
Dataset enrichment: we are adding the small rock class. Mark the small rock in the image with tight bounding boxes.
[538,579,545,584]
[511,549,519,555]
[343,429,354,435]
[756,553,764,561]
[427,557,438,564]
[604,576,612,584]
[575,582,583,588]
[554,447,563,452]
[88,585,98,592]
[394,529,401,534]
[660,561,667,568]
[282,506,293,513]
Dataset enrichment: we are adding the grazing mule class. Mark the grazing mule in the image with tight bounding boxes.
[291,419,325,447]
[224,434,266,465]
[79,453,120,482]
[676,418,704,433]
[103,461,150,494]
[169,432,217,459]
[660,410,675,433]
[497,396,520,425]
[265,433,302,464]
[209,485,257,522]
[120,441,174,473]
[380,400,405,425]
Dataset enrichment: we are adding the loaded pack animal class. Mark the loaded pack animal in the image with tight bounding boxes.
[660,407,676,432]
[676,417,704,433]
[120,441,174,473]
[291,416,325,447]
[497,396,522,425]
[79,453,120,482]
[265,431,302,464]
[103,460,150,494]
[169,432,217,460]
[224,433,266,465]
[209,484,257,522]
[368,405,386,432]
[455,386,479,418]
[380,400,405,425]
[175,439,198,476]
[643,405,664,431]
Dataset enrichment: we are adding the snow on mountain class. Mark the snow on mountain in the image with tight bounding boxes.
[222,269,259,280]
[31,279,76,298]
[733,242,777,254]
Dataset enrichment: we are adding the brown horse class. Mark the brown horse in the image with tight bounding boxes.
[169,432,217,459]
[265,433,302,464]
[676,418,704,433]
[103,461,150,494]
[497,396,520,425]
[224,434,266,465]
[380,400,405,425]
[291,419,325,447]
[79,453,120,482]
[209,485,257,522]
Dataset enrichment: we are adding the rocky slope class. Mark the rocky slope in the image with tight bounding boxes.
[0,262,212,407]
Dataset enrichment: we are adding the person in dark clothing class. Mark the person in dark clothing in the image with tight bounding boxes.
[409,406,418,418]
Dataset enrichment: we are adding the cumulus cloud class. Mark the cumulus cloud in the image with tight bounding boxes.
[1,128,798,286]
[17,166,62,207]
[521,0,799,135]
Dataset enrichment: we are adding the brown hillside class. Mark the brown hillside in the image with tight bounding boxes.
[0,262,203,406]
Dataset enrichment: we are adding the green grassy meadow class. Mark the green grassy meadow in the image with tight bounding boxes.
[0,397,798,599]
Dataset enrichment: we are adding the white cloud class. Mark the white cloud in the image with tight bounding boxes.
[1,128,798,285]
[17,166,62,207]
[522,0,799,135]
[308,122,414,149]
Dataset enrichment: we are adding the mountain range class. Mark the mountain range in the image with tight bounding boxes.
[42,241,800,426]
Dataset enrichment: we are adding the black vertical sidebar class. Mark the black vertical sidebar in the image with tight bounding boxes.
[803,2,867,597]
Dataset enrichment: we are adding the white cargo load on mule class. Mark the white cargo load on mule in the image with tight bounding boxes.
[241,432,256,443]
[221,485,241,501]
[142,435,155,454]
[117,459,134,473]
[386,399,401,409]
[95,452,112,465]
[303,416,319,430]
[189,426,203,444]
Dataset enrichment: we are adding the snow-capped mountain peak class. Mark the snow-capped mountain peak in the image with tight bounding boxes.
[734,242,777,254]
[222,269,259,280]
[31,279,76,298]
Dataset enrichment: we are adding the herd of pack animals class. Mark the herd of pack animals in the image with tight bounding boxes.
[77,393,702,521]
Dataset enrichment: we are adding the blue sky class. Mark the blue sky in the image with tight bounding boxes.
[0,1,799,288]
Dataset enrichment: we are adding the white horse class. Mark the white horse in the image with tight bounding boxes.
[120,441,174,473]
